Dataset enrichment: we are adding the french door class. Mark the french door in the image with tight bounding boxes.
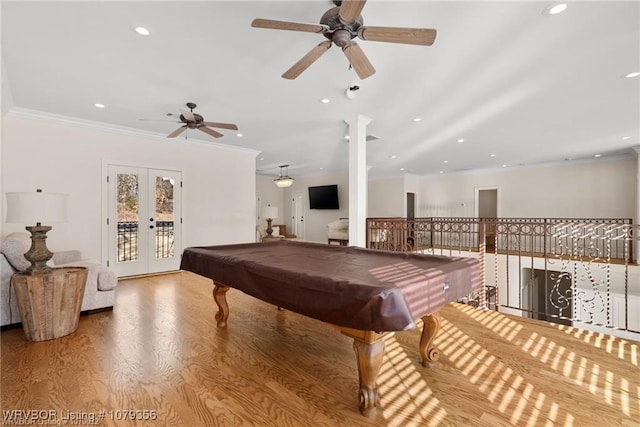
[107,165,182,277]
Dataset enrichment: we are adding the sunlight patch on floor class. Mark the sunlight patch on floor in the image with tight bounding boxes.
[378,337,447,426]
[451,303,637,418]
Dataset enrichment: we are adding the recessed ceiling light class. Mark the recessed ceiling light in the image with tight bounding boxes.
[543,3,567,16]
[413,118,422,122]
[625,71,640,79]
[133,26,150,36]
[94,103,105,108]
[443,160,449,163]
[622,136,631,140]
[236,133,243,137]
[457,138,465,143]
[439,170,444,174]
[390,155,397,159]
[490,154,496,157]
[594,154,601,158]
[259,157,264,161]
[502,164,507,168]
[319,167,324,170]
[400,167,405,171]
[320,98,330,104]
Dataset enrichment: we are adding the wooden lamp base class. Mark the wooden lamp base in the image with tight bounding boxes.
[24,224,54,275]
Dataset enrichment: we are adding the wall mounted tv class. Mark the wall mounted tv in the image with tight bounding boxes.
[308,185,339,210]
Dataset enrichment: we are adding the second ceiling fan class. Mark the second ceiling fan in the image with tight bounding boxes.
[167,103,238,140]
[251,0,437,80]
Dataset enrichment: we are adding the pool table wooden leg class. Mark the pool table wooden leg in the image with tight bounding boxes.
[419,312,441,367]
[341,330,386,418]
[212,283,230,327]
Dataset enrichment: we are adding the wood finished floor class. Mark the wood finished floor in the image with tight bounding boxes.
[1,271,638,426]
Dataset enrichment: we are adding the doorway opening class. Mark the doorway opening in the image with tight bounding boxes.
[522,268,572,326]
[476,187,498,249]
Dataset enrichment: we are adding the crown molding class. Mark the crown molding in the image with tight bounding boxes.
[4,107,260,156]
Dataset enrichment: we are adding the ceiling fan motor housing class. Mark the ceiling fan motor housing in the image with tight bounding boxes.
[180,113,204,127]
[320,6,363,45]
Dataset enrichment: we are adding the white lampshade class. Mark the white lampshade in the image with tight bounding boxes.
[5,191,68,224]
[262,206,278,220]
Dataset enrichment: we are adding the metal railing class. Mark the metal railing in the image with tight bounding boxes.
[117,221,174,262]
[366,217,633,261]
[366,217,638,335]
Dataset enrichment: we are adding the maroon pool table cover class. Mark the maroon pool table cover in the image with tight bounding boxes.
[180,240,481,332]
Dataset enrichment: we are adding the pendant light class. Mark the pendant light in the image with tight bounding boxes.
[274,165,294,188]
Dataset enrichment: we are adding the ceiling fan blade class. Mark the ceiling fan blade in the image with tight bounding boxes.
[342,42,376,79]
[198,126,224,139]
[358,26,437,46]
[203,121,238,131]
[251,18,329,34]
[339,0,367,24]
[167,125,187,138]
[282,40,332,80]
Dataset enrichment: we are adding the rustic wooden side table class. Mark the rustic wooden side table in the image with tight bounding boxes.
[11,267,88,342]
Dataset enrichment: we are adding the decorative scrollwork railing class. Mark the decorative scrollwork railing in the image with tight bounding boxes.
[366,217,638,335]
[117,221,174,262]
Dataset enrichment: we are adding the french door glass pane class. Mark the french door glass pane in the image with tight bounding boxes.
[117,173,139,262]
[155,176,175,259]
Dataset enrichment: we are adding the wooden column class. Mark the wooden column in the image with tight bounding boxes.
[11,267,88,342]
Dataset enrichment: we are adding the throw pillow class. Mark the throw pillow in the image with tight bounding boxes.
[1,232,32,272]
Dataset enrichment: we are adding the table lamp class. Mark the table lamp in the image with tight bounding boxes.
[5,189,68,275]
[262,206,278,237]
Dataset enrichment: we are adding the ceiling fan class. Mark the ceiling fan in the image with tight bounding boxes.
[167,102,238,140]
[251,0,437,80]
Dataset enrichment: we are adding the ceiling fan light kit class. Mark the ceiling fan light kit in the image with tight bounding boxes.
[251,0,437,80]
[274,165,295,188]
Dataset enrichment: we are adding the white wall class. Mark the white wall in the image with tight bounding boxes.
[368,176,404,218]
[418,159,637,220]
[256,174,284,238]
[1,111,258,262]
[258,172,349,243]
[256,157,638,242]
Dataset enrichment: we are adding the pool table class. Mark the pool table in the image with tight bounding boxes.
[180,240,482,417]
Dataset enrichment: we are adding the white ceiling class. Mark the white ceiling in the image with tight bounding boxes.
[2,1,639,180]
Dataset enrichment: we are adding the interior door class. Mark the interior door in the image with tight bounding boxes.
[477,188,498,248]
[107,165,182,277]
[291,190,305,239]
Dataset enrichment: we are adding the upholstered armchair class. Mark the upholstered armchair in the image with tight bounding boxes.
[327,219,349,245]
[1,232,117,326]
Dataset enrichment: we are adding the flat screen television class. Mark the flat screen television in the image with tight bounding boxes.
[308,184,339,210]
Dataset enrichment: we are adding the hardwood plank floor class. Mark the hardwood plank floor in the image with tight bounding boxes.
[2,271,638,426]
